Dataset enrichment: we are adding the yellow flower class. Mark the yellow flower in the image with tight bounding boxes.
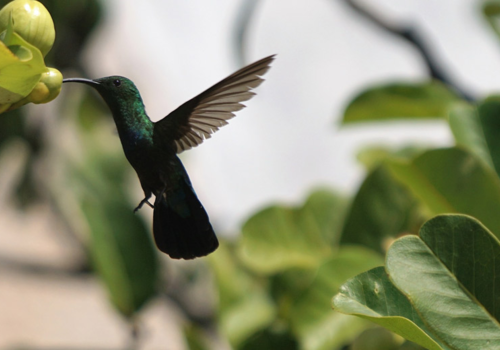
[0,0,55,57]
[0,0,61,113]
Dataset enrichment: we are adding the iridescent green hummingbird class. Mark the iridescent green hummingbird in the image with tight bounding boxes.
[63,55,274,259]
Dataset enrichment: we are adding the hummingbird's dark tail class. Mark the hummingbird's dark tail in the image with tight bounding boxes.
[152,179,218,259]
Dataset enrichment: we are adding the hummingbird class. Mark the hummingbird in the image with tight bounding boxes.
[63,55,274,260]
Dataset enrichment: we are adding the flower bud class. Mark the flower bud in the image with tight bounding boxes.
[0,0,55,57]
[28,67,62,104]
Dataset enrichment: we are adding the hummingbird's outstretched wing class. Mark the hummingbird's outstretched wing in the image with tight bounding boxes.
[154,55,275,153]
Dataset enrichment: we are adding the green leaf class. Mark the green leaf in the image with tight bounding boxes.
[356,146,425,171]
[477,100,500,176]
[301,189,349,245]
[448,103,494,169]
[340,165,424,253]
[239,328,299,350]
[82,194,159,318]
[184,325,211,350]
[483,1,500,41]
[342,81,460,123]
[350,328,407,350]
[387,147,500,239]
[448,100,500,178]
[238,190,347,274]
[291,246,384,350]
[270,268,317,322]
[332,267,448,350]
[69,128,159,318]
[418,215,500,323]
[209,241,275,347]
[386,215,500,350]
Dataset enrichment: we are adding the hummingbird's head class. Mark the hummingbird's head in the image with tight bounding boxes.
[63,76,144,113]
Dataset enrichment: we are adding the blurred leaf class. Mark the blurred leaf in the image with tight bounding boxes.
[239,190,347,274]
[340,165,424,253]
[332,267,447,350]
[0,138,30,203]
[477,100,500,176]
[301,189,349,245]
[483,1,500,41]
[342,81,460,124]
[386,215,500,350]
[290,246,384,350]
[399,342,429,350]
[239,328,299,350]
[449,99,500,178]
[209,241,275,347]
[270,268,317,323]
[448,102,494,169]
[82,193,159,317]
[387,147,500,239]
[69,126,159,318]
[356,146,425,171]
[350,328,403,350]
[184,325,211,350]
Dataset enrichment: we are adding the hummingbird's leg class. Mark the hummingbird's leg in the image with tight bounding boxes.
[134,198,154,212]
[134,190,154,212]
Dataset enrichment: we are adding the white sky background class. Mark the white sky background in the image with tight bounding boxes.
[84,0,500,233]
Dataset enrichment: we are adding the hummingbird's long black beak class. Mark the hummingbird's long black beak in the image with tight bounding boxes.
[62,78,100,87]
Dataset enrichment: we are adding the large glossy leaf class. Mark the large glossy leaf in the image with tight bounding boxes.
[332,267,448,350]
[340,165,424,253]
[290,247,384,350]
[387,215,500,350]
[209,241,275,347]
[238,190,347,274]
[334,214,500,349]
[342,81,460,123]
[387,147,500,239]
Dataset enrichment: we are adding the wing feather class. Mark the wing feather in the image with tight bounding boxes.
[154,55,275,153]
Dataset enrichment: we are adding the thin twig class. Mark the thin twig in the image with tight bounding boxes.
[233,0,261,66]
[343,0,475,101]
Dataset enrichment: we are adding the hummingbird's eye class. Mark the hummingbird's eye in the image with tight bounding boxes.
[113,79,121,87]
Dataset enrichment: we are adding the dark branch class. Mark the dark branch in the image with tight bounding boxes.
[343,0,475,102]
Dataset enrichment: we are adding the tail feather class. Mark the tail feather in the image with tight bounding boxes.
[152,180,218,259]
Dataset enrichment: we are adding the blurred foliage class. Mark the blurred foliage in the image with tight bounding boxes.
[0,0,102,206]
[2,0,500,349]
[0,0,160,322]
[342,82,461,123]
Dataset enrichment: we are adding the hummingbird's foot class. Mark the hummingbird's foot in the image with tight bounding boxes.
[134,198,154,212]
